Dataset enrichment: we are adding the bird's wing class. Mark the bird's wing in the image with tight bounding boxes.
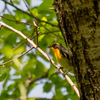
[59,46,70,60]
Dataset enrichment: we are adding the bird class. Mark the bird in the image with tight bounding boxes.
[48,43,73,74]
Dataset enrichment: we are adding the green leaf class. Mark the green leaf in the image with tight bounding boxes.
[38,34,45,41]
[0,39,4,42]
[13,0,20,4]
[38,0,53,13]
[13,46,25,55]
[23,58,37,71]
[0,73,6,81]
[0,67,11,74]
[0,27,12,39]
[28,83,36,93]
[55,88,63,99]
[67,84,74,94]
[18,82,26,100]
[27,98,36,100]
[13,58,21,70]
[43,82,52,92]
[41,17,47,25]
[48,64,56,78]
[2,45,13,58]
[5,33,17,46]
[31,8,38,17]
[70,93,80,100]
[26,0,31,5]
[33,60,47,77]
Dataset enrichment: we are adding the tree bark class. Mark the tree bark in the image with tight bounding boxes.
[53,0,100,100]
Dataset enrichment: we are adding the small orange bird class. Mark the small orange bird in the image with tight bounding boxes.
[48,43,73,74]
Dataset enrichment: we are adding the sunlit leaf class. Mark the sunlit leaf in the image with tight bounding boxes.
[31,8,38,17]
[13,46,25,55]
[41,17,47,25]
[48,64,56,78]
[38,34,45,41]
[2,45,13,58]
[18,82,26,99]
[13,58,21,70]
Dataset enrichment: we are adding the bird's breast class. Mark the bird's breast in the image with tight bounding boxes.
[51,48,62,60]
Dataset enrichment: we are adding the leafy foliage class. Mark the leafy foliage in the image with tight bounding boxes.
[0,0,79,100]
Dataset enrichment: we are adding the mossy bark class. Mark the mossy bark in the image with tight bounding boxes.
[53,0,100,99]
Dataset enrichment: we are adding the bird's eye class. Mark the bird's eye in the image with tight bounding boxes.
[52,44,57,49]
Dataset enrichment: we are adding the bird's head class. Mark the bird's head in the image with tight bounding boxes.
[48,43,61,49]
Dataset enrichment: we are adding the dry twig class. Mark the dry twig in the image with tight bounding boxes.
[33,20,40,46]
[0,46,34,66]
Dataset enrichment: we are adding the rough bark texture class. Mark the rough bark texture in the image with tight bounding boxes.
[53,0,100,100]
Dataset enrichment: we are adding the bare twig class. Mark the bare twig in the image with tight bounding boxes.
[0,16,37,27]
[13,41,27,50]
[30,30,62,40]
[33,20,40,29]
[29,72,48,86]
[0,24,3,29]
[49,8,54,10]
[33,20,40,46]
[26,71,59,94]
[0,45,34,66]
[0,16,61,39]
[6,5,14,17]
[36,28,38,46]
[0,22,80,98]
[0,55,5,59]
[23,0,33,16]
[40,23,63,39]
[26,71,48,94]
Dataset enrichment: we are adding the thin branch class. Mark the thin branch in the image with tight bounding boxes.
[0,15,61,39]
[0,16,37,27]
[26,71,59,94]
[36,28,38,46]
[40,23,63,39]
[43,31,63,39]
[33,20,40,29]
[26,71,48,94]
[49,8,54,10]
[23,0,33,16]
[14,30,60,51]
[0,45,34,66]
[0,24,3,29]
[13,41,27,50]
[30,30,62,40]
[0,55,5,59]
[33,20,40,46]
[0,22,80,98]
[6,4,14,17]
[0,16,61,39]
[2,0,58,27]
[29,72,48,86]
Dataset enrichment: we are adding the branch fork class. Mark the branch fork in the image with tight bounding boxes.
[0,22,80,98]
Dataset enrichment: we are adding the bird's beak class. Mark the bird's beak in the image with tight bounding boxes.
[47,45,51,48]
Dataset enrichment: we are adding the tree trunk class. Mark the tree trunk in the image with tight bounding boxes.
[53,0,100,100]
